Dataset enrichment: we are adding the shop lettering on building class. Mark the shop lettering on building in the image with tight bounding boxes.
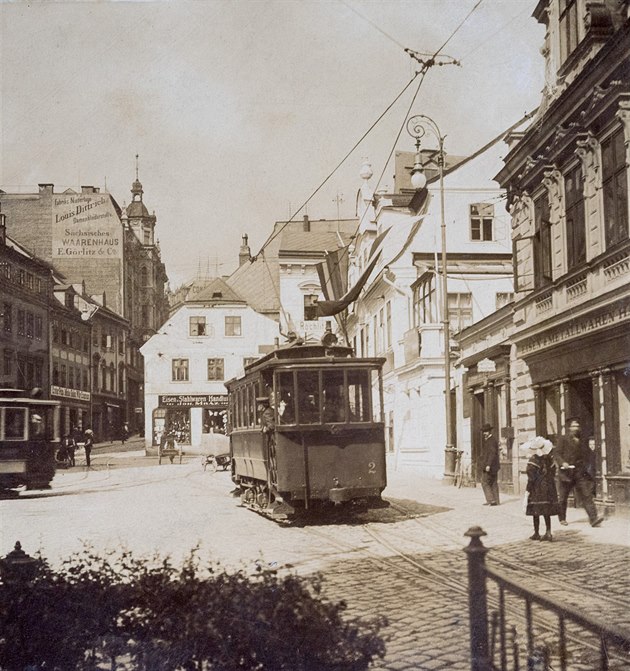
[158,394,228,408]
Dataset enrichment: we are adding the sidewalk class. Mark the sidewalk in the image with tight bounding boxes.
[383,465,630,549]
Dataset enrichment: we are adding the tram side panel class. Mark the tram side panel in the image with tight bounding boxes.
[230,430,268,483]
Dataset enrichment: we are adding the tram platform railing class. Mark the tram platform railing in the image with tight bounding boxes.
[464,526,630,671]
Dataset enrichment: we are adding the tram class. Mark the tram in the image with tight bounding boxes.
[225,336,387,520]
[0,389,61,492]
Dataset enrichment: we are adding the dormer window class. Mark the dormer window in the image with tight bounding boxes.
[559,0,580,65]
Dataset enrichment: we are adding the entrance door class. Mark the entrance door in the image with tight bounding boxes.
[566,378,594,440]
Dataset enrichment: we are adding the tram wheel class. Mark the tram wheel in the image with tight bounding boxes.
[256,488,270,509]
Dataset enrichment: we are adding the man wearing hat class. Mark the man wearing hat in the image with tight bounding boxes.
[83,429,94,467]
[480,423,500,506]
[257,396,275,435]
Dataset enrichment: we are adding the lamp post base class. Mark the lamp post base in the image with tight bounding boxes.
[443,447,458,485]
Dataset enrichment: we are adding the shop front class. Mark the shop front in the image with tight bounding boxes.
[463,347,515,494]
[150,393,229,455]
[50,385,91,438]
[519,298,630,514]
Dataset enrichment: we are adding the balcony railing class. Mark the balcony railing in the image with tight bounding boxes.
[465,527,630,671]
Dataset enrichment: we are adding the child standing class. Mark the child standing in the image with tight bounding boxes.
[525,437,559,541]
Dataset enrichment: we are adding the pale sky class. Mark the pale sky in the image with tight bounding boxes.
[1,0,545,286]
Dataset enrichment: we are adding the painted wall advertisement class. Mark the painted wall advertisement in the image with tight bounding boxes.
[52,192,122,259]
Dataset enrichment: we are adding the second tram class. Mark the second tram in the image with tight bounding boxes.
[225,340,387,520]
[0,389,61,492]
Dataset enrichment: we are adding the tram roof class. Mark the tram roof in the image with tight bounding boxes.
[0,389,61,406]
[233,343,385,379]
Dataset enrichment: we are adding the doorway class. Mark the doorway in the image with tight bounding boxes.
[566,378,594,441]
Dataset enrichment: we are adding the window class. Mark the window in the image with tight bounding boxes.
[4,408,26,440]
[172,358,189,381]
[68,367,74,389]
[83,370,89,390]
[495,292,514,310]
[17,310,25,336]
[559,0,580,65]
[602,128,629,249]
[26,313,34,339]
[141,266,149,286]
[34,277,42,294]
[118,336,124,355]
[207,358,225,381]
[0,262,11,279]
[303,294,319,322]
[564,164,586,269]
[447,293,473,333]
[470,203,494,241]
[3,303,11,333]
[3,349,12,377]
[52,363,59,386]
[18,269,25,285]
[386,301,392,349]
[296,370,320,424]
[26,273,34,290]
[225,316,242,336]
[143,229,151,245]
[533,193,553,288]
[60,364,67,387]
[190,316,207,337]
[414,276,438,326]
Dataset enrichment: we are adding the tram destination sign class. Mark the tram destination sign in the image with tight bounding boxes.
[159,394,228,408]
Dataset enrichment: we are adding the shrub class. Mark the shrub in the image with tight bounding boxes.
[0,547,386,670]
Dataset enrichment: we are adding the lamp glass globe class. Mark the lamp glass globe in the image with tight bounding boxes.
[410,169,427,190]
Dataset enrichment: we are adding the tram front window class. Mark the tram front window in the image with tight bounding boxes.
[4,408,26,439]
[348,369,371,422]
[322,370,346,423]
[296,370,320,424]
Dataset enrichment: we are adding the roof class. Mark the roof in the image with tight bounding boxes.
[279,230,352,256]
[189,277,245,304]
[126,200,150,218]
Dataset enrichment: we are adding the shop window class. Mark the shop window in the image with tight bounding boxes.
[225,316,241,336]
[203,408,227,434]
[559,0,580,66]
[470,203,494,241]
[533,193,552,288]
[303,294,318,322]
[190,316,207,337]
[3,303,11,333]
[564,164,586,269]
[602,127,629,249]
[207,358,224,381]
[172,358,189,382]
[447,293,473,333]
[615,371,630,474]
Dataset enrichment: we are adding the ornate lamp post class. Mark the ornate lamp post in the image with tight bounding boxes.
[406,114,457,481]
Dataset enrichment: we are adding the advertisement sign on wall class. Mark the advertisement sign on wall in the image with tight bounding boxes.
[52,192,122,260]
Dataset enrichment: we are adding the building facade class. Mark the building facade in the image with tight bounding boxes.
[496,0,630,510]
[0,216,51,394]
[141,278,279,454]
[348,141,514,477]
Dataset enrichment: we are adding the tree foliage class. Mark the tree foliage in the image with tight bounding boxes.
[0,547,386,670]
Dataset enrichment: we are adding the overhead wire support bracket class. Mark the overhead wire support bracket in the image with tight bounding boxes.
[404,48,461,69]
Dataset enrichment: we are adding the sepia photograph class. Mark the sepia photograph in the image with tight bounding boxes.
[0,0,629,668]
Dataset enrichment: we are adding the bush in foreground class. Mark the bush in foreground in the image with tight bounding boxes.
[0,547,387,670]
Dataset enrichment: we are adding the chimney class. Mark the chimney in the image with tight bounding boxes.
[238,233,251,266]
[303,214,310,232]
[38,183,54,194]
[81,186,96,194]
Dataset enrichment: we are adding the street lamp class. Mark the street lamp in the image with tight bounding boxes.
[406,114,457,481]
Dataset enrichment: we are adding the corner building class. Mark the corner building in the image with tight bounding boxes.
[496,1,630,512]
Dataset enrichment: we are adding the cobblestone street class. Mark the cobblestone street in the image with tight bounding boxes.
[2,439,629,670]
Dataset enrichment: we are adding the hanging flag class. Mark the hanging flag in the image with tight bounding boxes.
[316,247,349,302]
[316,251,382,317]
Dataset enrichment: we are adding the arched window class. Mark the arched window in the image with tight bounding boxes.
[109,363,116,392]
[141,266,150,287]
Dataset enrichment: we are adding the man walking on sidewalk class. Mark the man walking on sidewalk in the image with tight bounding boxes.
[555,418,603,527]
[480,423,500,506]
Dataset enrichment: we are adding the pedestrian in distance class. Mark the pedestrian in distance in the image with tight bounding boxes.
[480,423,500,506]
[524,437,558,541]
[83,429,94,467]
[121,422,129,445]
[554,418,603,527]
[64,432,76,467]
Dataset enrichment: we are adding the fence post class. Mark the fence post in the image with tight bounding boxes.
[464,526,491,671]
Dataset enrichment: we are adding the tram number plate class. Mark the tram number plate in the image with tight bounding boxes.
[0,461,26,473]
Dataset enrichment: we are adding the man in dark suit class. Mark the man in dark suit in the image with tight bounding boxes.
[555,418,603,527]
[480,423,500,506]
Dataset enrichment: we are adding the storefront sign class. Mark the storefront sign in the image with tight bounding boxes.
[159,394,228,408]
[51,385,91,402]
[52,192,122,259]
[520,298,630,356]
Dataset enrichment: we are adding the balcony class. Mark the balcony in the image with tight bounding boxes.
[403,323,443,364]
